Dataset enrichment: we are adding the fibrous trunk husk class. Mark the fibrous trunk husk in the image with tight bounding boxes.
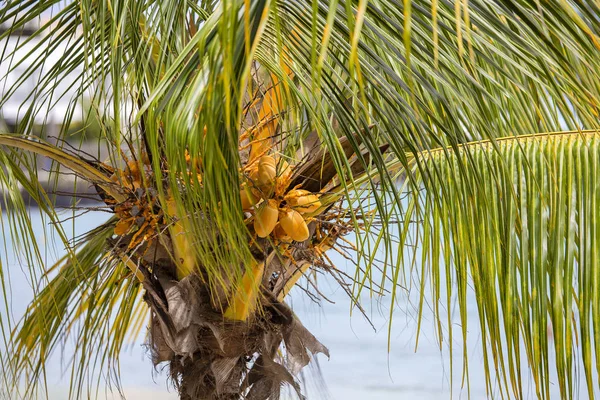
[146,273,328,400]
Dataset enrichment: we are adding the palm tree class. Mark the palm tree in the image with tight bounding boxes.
[2,0,600,399]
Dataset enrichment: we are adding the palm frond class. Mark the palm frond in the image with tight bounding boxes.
[403,131,600,399]
[6,220,146,399]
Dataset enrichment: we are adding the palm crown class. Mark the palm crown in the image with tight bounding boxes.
[1,1,600,399]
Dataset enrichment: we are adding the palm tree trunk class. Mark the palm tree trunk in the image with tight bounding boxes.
[142,265,327,400]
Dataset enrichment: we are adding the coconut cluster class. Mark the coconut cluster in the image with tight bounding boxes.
[108,156,166,252]
[240,154,321,242]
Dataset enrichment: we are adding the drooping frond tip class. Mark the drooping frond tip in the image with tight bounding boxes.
[406,131,600,399]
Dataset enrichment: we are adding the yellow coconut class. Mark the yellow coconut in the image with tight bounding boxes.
[284,189,321,214]
[254,199,279,237]
[240,184,259,209]
[284,189,310,200]
[279,209,310,242]
[257,155,277,187]
[273,223,291,240]
[245,167,265,195]
[247,167,260,184]
[292,194,321,214]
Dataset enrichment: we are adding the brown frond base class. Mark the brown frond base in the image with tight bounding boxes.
[147,274,328,400]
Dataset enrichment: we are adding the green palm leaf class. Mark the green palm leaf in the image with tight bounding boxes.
[405,131,600,399]
[9,221,146,399]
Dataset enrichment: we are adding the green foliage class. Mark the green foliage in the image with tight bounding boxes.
[65,100,105,141]
[9,221,144,399]
[1,0,600,399]
[406,131,600,399]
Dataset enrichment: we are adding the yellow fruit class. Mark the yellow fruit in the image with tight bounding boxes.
[293,194,321,214]
[284,188,310,199]
[257,155,277,187]
[273,223,290,240]
[245,168,270,200]
[247,167,259,183]
[284,189,321,214]
[279,209,310,242]
[240,184,258,209]
[254,199,279,237]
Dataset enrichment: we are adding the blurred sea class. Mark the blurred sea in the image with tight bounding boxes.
[1,209,576,400]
